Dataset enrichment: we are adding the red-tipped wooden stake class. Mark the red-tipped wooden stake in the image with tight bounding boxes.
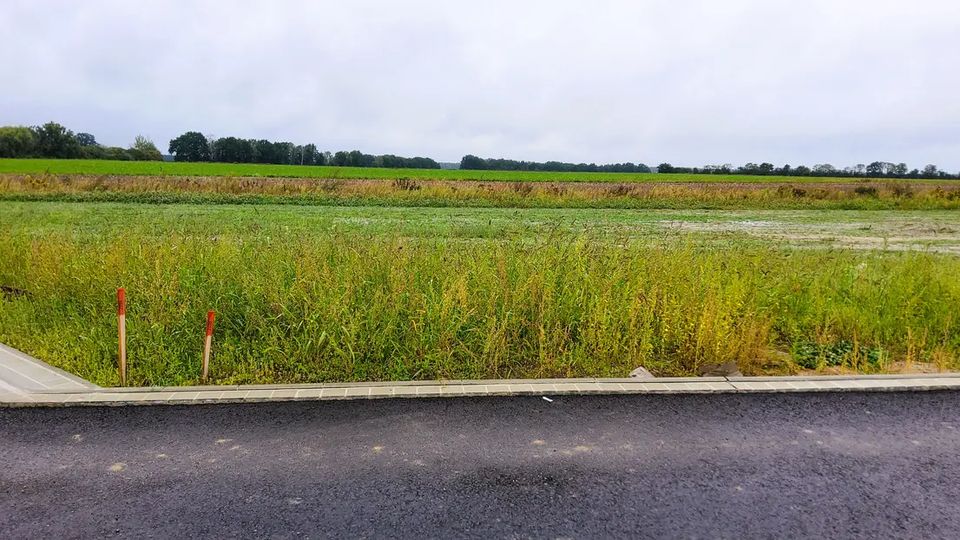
[117,288,127,386]
[201,310,216,383]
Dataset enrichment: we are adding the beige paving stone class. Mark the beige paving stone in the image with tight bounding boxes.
[343,387,370,398]
[368,386,395,398]
[320,388,347,399]
[244,390,276,400]
[166,392,200,402]
[730,381,771,391]
[440,385,465,396]
[137,392,177,402]
[391,386,420,397]
[271,389,300,400]
[459,385,489,395]
[415,386,442,396]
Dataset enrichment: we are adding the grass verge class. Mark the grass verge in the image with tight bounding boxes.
[0,202,957,386]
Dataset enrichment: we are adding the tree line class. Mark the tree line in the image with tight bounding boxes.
[461,155,957,179]
[655,162,957,180]
[169,132,439,168]
[460,154,653,173]
[2,122,955,178]
[0,123,440,169]
[0,122,163,161]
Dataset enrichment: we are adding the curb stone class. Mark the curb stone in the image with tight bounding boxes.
[2,344,960,407]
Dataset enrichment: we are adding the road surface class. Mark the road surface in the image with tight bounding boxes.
[3,392,960,538]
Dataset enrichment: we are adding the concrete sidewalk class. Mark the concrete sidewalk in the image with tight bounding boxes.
[3,343,960,407]
[0,343,98,398]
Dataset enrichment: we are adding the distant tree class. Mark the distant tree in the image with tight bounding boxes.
[657,163,674,173]
[459,155,486,170]
[893,163,908,176]
[758,162,775,175]
[274,142,296,165]
[922,164,939,178]
[31,122,81,158]
[128,135,163,161]
[168,131,210,162]
[211,137,253,162]
[812,163,836,175]
[0,126,37,157]
[251,139,279,163]
[80,145,106,159]
[76,132,98,147]
[294,144,318,165]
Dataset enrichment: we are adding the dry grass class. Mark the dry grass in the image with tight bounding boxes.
[2,173,960,210]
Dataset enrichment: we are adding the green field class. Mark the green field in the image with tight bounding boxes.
[1,201,957,386]
[0,158,939,184]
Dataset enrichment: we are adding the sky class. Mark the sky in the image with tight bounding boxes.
[2,0,958,170]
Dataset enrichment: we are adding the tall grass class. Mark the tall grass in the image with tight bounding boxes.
[0,228,956,386]
[3,173,959,210]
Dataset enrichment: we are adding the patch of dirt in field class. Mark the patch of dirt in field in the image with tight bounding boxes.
[659,218,960,254]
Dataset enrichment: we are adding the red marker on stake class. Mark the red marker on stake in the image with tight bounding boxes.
[117,288,127,386]
[202,310,215,383]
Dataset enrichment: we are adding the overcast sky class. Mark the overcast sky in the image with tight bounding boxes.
[2,0,958,169]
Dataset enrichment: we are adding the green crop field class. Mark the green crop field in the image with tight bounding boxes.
[0,158,945,184]
[1,201,958,387]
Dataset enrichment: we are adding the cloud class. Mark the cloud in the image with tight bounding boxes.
[2,0,958,169]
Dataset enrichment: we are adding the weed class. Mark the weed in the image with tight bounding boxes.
[392,177,420,191]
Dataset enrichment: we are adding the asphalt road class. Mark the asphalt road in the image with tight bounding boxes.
[3,392,960,539]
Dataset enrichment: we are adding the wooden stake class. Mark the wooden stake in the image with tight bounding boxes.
[202,310,216,383]
[117,288,126,386]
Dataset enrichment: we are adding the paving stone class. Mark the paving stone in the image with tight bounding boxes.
[368,387,395,398]
[343,387,370,399]
[295,389,325,399]
[269,389,299,400]
[552,383,581,393]
[244,390,276,400]
[440,385,465,396]
[319,388,347,399]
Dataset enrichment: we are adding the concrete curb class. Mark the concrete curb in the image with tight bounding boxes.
[2,343,960,407]
[4,374,960,407]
